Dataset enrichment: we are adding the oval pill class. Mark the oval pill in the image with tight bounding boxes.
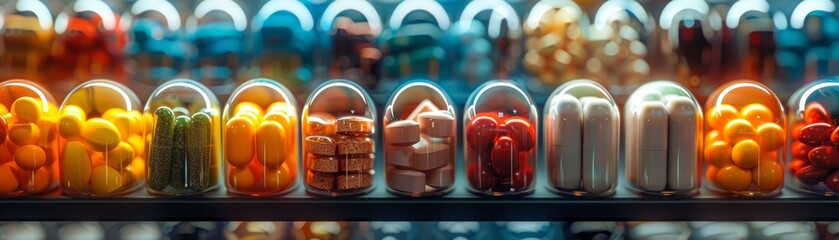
[225,117,255,169]
[14,144,46,170]
[731,140,760,169]
[61,141,92,191]
[723,119,755,143]
[91,165,123,194]
[804,102,831,124]
[0,165,20,194]
[256,121,286,169]
[21,167,51,193]
[752,160,782,190]
[9,122,40,146]
[704,141,732,167]
[106,142,134,169]
[707,104,738,131]
[716,165,752,191]
[229,167,255,191]
[12,97,42,123]
[82,118,121,152]
[263,164,292,192]
[740,103,773,126]
[756,123,785,151]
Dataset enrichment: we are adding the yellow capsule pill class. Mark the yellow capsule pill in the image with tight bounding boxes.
[256,121,287,169]
[0,165,20,194]
[707,104,739,131]
[14,144,46,171]
[9,122,40,146]
[58,114,85,139]
[752,160,783,190]
[704,141,732,167]
[723,119,755,143]
[82,118,121,152]
[225,117,255,169]
[128,135,145,156]
[101,108,125,121]
[11,97,42,123]
[234,102,263,116]
[267,102,291,114]
[732,140,760,169]
[91,165,123,194]
[61,105,87,119]
[229,167,255,191]
[236,111,261,125]
[110,113,138,140]
[740,104,773,126]
[716,165,753,191]
[106,142,134,169]
[756,123,785,151]
[61,141,92,191]
[263,164,292,192]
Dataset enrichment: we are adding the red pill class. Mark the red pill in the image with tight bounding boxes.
[467,162,497,190]
[808,146,839,168]
[491,136,518,177]
[792,141,815,159]
[831,127,839,147]
[798,123,834,146]
[503,117,535,151]
[795,165,831,185]
[804,102,831,124]
[789,158,808,173]
[825,170,839,192]
[791,123,805,140]
[467,115,499,151]
[511,167,534,189]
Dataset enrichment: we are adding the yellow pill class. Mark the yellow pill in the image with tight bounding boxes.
[704,141,732,167]
[0,104,8,116]
[128,135,145,157]
[121,168,134,187]
[256,121,287,169]
[11,97,42,123]
[61,105,87,119]
[106,142,134,169]
[263,164,292,192]
[36,119,56,148]
[21,167,51,193]
[0,165,20,194]
[225,117,255,169]
[229,167,255,191]
[752,160,783,190]
[740,104,773,126]
[9,122,40,146]
[267,102,291,114]
[128,111,144,135]
[234,102,263,116]
[61,141,92,191]
[91,165,123,194]
[731,140,760,169]
[110,113,138,140]
[129,157,145,181]
[91,89,128,114]
[707,104,739,131]
[82,118,121,152]
[101,108,125,121]
[236,111,261,125]
[723,119,756,143]
[264,111,291,130]
[716,165,753,191]
[14,144,46,171]
[58,114,85,139]
[756,123,785,151]
[705,130,722,145]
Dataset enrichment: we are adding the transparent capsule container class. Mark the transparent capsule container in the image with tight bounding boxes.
[544,80,619,197]
[302,80,376,196]
[186,0,248,100]
[786,79,839,196]
[223,78,299,196]
[53,0,126,92]
[624,81,702,196]
[123,0,188,100]
[0,80,59,196]
[59,79,144,197]
[464,80,537,196]
[704,80,785,196]
[657,0,713,98]
[144,79,220,195]
[379,0,449,89]
[383,80,456,197]
[318,0,383,90]
[0,0,54,81]
[250,0,316,97]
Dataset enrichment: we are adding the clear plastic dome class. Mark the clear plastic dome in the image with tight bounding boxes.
[383,80,456,197]
[302,80,376,196]
[53,0,126,95]
[522,0,589,95]
[624,81,702,196]
[657,0,713,99]
[318,0,383,90]
[0,0,54,81]
[704,80,785,196]
[379,0,449,89]
[223,78,299,196]
[144,79,220,195]
[464,80,537,196]
[123,0,188,100]
[185,0,248,100]
[0,79,59,196]
[544,80,619,197]
[59,79,144,196]
[786,78,839,196]
[250,0,316,97]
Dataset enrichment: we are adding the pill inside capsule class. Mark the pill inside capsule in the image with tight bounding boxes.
[256,121,286,170]
[106,142,134,169]
[9,122,40,146]
[82,118,121,152]
[91,165,123,194]
[61,141,92,191]
[723,119,755,143]
[11,97,42,123]
[14,144,46,170]
[225,117,255,169]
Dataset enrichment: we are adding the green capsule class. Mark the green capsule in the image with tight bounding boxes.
[169,115,190,189]
[148,106,174,191]
[187,112,212,192]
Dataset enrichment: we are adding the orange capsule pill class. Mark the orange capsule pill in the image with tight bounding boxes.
[756,123,785,151]
[731,140,760,169]
[704,141,732,167]
[228,167,255,191]
[740,104,773,126]
[752,160,783,190]
[723,119,756,143]
[21,167,51,193]
[234,102,263,116]
[0,165,20,194]
[224,117,255,169]
[707,104,739,131]
[256,121,286,169]
[716,165,752,191]
[14,144,46,170]
[263,164,292,192]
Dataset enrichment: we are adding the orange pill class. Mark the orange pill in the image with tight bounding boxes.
[229,167,255,191]
[234,102,263,116]
[740,104,773,126]
[707,104,739,131]
[0,164,20,194]
[706,165,719,183]
[752,160,783,190]
[716,165,752,191]
[704,141,732,167]
[224,117,255,169]
[263,164,292,192]
[129,157,145,181]
[756,123,785,151]
[11,97,42,123]
[91,165,123,194]
[20,167,51,193]
[121,167,134,187]
[723,119,756,143]
[731,140,760,169]
[0,143,13,166]
[14,144,46,170]
[256,121,286,169]
[705,130,722,145]
[9,122,40,146]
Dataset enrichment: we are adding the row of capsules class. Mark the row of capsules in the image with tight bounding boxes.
[0,77,838,197]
